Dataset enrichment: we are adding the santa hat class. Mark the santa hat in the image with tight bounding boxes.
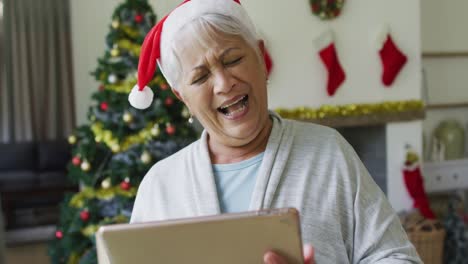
[129,0,267,110]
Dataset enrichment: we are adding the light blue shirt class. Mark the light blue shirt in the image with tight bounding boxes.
[212,153,264,213]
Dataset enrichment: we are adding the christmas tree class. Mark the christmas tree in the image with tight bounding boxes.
[48,1,198,263]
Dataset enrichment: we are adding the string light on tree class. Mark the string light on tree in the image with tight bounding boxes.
[81,160,91,172]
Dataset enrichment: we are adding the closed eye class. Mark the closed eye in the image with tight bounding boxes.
[224,56,243,66]
[191,73,210,85]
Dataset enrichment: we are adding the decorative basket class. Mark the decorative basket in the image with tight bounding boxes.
[400,212,446,264]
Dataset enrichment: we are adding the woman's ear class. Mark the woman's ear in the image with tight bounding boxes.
[257,40,268,77]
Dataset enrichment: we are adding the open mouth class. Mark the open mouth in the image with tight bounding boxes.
[217,95,249,117]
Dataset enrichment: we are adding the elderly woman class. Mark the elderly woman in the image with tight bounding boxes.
[129,0,421,263]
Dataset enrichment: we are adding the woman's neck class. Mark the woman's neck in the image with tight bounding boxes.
[208,117,273,164]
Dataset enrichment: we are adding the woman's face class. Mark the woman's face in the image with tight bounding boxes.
[173,31,270,147]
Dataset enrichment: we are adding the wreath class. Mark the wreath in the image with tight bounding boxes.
[310,0,345,20]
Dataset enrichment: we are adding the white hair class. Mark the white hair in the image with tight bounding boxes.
[157,13,260,90]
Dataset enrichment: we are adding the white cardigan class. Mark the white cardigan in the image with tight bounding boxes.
[131,113,421,263]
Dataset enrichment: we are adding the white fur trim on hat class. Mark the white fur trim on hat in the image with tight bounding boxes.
[128,85,154,109]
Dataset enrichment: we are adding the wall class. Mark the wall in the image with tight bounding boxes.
[70,0,422,211]
[420,0,468,161]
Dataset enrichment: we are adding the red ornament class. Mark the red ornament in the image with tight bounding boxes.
[160,83,169,90]
[120,180,131,191]
[80,210,90,222]
[135,14,144,23]
[72,156,81,166]
[55,230,63,239]
[100,102,109,111]
[99,85,105,91]
[166,125,176,135]
[165,97,174,106]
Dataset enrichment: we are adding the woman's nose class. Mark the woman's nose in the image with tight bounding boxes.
[213,69,236,94]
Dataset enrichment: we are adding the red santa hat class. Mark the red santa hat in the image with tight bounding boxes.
[128,0,265,109]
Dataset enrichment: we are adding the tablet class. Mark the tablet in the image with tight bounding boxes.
[96,207,303,264]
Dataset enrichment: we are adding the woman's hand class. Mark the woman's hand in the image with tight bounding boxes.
[263,244,315,264]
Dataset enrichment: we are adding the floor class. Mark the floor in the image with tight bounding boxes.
[6,243,50,264]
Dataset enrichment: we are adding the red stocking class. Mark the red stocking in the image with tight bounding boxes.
[403,165,435,219]
[314,30,346,96]
[377,27,407,86]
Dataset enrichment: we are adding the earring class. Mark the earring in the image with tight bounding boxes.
[188,115,194,124]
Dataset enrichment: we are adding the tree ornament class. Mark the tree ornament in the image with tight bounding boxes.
[123,112,133,123]
[101,178,111,189]
[111,20,120,29]
[151,125,160,137]
[166,123,176,135]
[309,0,345,20]
[165,97,174,106]
[68,135,77,145]
[55,230,63,239]
[99,85,105,91]
[81,160,91,172]
[100,102,109,111]
[108,74,117,84]
[120,177,131,190]
[160,82,169,91]
[140,151,151,164]
[111,143,120,153]
[110,48,120,57]
[134,14,144,23]
[80,209,90,222]
[72,156,81,166]
[181,107,190,118]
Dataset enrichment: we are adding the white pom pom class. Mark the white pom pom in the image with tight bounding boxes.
[128,85,154,109]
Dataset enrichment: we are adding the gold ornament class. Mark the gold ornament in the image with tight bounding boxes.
[81,160,91,172]
[111,143,121,153]
[111,20,120,29]
[181,107,190,118]
[110,48,120,57]
[151,125,160,137]
[68,135,77,145]
[123,112,133,123]
[140,151,151,164]
[101,178,112,189]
